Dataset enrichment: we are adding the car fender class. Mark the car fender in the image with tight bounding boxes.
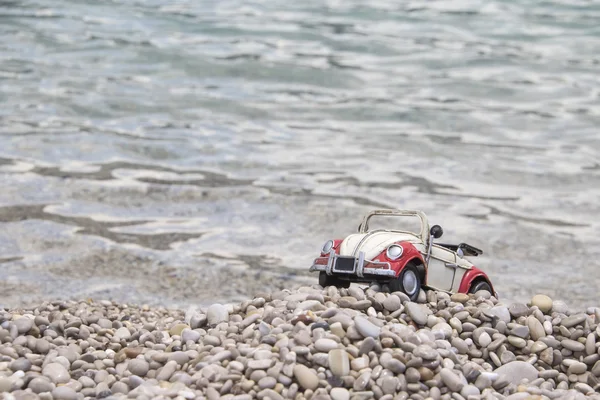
[458,267,496,296]
[387,242,425,278]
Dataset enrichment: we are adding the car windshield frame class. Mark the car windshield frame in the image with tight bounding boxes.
[359,209,429,242]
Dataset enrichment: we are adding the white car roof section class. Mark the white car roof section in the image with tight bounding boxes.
[339,231,422,260]
[359,209,429,243]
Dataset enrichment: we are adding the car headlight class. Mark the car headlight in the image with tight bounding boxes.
[322,240,334,254]
[386,244,403,260]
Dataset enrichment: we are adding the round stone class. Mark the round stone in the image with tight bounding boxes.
[181,328,201,343]
[52,386,78,400]
[169,323,189,336]
[293,364,319,390]
[329,349,350,377]
[494,361,538,385]
[552,300,570,314]
[13,318,33,334]
[10,358,32,372]
[440,368,464,391]
[314,338,338,352]
[561,314,587,328]
[527,316,545,341]
[477,332,492,348]
[42,362,70,384]
[508,303,530,318]
[113,327,131,341]
[348,286,365,301]
[413,345,438,360]
[451,293,470,303]
[562,339,585,352]
[507,336,527,348]
[258,376,277,390]
[207,303,229,325]
[383,295,402,312]
[128,359,150,377]
[330,387,350,400]
[405,302,429,325]
[354,316,380,338]
[530,295,553,314]
[567,361,587,375]
[486,306,510,324]
[29,377,55,393]
[432,322,453,339]
[111,381,129,394]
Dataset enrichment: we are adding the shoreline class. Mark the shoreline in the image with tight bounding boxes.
[1,285,600,399]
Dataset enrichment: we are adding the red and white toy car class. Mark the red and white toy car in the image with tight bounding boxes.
[310,209,496,300]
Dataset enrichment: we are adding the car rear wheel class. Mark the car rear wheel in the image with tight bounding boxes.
[389,264,422,301]
[319,272,351,289]
[469,280,492,294]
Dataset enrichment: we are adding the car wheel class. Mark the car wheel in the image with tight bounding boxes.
[469,280,492,294]
[337,279,351,289]
[389,264,422,301]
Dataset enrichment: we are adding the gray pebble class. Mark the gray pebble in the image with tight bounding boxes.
[29,377,55,394]
[51,386,78,400]
[128,359,150,377]
[10,358,32,372]
[13,318,33,334]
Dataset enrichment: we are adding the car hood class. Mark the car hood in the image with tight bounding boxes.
[339,231,424,260]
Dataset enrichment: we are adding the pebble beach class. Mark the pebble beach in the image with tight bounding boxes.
[1,285,600,400]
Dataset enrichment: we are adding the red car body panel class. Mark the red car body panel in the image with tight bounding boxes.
[365,242,425,278]
[458,266,495,295]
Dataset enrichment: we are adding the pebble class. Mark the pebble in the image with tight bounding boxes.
[156,360,178,381]
[508,303,529,318]
[51,386,78,400]
[530,294,553,313]
[495,361,538,384]
[488,306,511,324]
[207,303,229,325]
[562,339,585,352]
[29,377,55,393]
[113,327,131,341]
[329,349,350,376]
[0,288,598,400]
[13,318,33,334]
[128,359,150,377]
[293,364,319,390]
[440,368,464,391]
[181,328,201,343]
[562,314,587,328]
[315,338,338,352]
[383,295,402,312]
[9,358,32,372]
[258,376,277,389]
[527,315,545,340]
[42,362,70,384]
[330,387,350,400]
[405,302,429,325]
[354,316,380,338]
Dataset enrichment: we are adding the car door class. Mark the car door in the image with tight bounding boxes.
[425,245,456,291]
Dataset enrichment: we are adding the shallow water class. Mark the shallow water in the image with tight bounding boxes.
[1,0,599,309]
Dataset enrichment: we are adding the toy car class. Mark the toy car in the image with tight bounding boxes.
[309,209,496,300]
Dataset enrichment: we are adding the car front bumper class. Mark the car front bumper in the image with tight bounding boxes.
[309,250,396,278]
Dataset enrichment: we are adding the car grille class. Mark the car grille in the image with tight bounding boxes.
[334,257,355,272]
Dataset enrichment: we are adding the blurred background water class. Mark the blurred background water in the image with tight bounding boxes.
[1,0,599,310]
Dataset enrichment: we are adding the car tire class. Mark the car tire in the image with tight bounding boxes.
[389,264,422,301]
[469,280,492,294]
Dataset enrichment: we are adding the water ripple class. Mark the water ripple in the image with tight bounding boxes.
[1,0,599,308]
